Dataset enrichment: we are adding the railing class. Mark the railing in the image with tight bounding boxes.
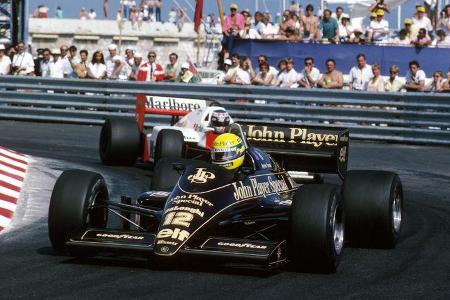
[0,76,449,145]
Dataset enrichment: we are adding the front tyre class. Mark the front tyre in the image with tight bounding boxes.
[343,170,403,248]
[290,184,344,273]
[48,170,109,254]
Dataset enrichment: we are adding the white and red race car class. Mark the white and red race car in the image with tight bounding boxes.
[99,94,233,166]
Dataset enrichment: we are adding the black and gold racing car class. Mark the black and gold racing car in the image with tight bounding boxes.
[48,123,403,273]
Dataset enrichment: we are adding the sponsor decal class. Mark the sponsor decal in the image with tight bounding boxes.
[217,241,268,250]
[163,211,194,227]
[157,240,178,246]
[165,206,204,218]
[160,246,170,253]
[339,146,347,163]
[95,233,145,240]
[233,176,291,201]
[146,191,171,197]
[157,228,190,242]
[187,168,215,184]
[172,194,213,207]
[245,125,338,148]
[146,96,206,111]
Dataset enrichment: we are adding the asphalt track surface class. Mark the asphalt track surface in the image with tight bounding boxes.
[0,120,449,299]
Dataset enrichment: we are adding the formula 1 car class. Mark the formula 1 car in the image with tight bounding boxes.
[99,95,232,166]
[48,123,403,272]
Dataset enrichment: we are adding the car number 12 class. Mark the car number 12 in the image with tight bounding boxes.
[163,212,193,227]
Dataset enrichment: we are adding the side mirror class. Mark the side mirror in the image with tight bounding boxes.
[241,167,255,176]
[172,163,185,174]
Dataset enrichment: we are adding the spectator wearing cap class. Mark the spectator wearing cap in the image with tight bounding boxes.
[178,62,198,83]
[252,62,274,86]
[12,41,35,76]
[317,59,344,89]
[404,60,426,92]
[39,48,53,77]
[367,9,389,43]
[369,0,391,14]
[349,28,364,44]
[0,44,11,75]
[216,59,232,84]
[129,52,143,80]
[124,48,134,67]
[385,65,404,92]
[432,29,450,47]
[302,5,319,41]
[413,6,433,37]
[109,56,131,80]
[298,57,321,88]
[137,51,164,82]
[105,44,118,78]
[349,54,372,91]
[164,52,180,82]
[222,4,245,52]
[392,29,411,46]
[366,64,385,92]
[320,9,339,44]
[426,71,446,92]
[49,48,64,78]
[276,57,298,88]
[403,18,416,39]
[87,51,107,80]
[338,14,353,42]
[411,28,432,47]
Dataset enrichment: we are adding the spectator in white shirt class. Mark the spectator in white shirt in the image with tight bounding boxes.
[88,51,107,80]
[426,71,446,92]
[256,14,276,37]
[216,59,232,85]
[404,60,426,92]
[59,45,74,78]
[436,6,450,36]
[367,9,389,43]
[232,57,254,85]
[256,55,278,80]
[50,48,65,78]
[392,29,411,46]
[129,52,144,80]
[432,29,450,47]
[349,54,372,91]
[12,41,35,76]
[39,48,53,77]
[298,57,321,88]
[413,6,433,36]
[338,14,353,43]
[105,44,118,79]
[366,64,385,92]
[385,65,405,92]
[88,9,97,20]
[277,57,298,88]
[0,44,11,75]
[252,62,274,86]
[124,48,135,67]
[109,56,131,80]
[240,22,262,39]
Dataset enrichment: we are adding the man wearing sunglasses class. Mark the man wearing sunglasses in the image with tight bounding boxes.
[137,51,164,82]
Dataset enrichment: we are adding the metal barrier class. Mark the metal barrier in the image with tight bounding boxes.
[0,76,449,145]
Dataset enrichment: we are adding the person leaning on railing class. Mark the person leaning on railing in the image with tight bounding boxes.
[441,70,450,92]
[404,60,426,92]
[317,59,343,89]
[384,65,404,92]
[425,71,446,92]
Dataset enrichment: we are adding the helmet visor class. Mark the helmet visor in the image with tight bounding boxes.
[211,146,241,163]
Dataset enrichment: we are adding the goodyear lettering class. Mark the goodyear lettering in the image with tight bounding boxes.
[95,233,144,240]
[233,176,292,201]
[172,194,213,207]
[217,242,268,250]
[246,125,338,148]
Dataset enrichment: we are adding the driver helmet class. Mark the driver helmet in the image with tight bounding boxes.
[210,109,231,133]
[211,133,246,170]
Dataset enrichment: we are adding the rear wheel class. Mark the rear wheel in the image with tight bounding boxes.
[48,170,109,254]
[343,170,403,248]
[99,118,141,166]
[290,184,344,273]
[154,129,184,164]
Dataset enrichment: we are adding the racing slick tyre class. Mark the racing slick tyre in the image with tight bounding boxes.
[151,158,191,192]
[290,184,344,273]
[154,129,184,164]
[343,170,403,249]
[99,118,141,166]
[48,170,109,254]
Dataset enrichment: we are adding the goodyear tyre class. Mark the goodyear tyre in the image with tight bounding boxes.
[154,129,184,164]
[99,118,141,166]
[48,170,109,254]
[290,184,344,273]
[343,170,403,248]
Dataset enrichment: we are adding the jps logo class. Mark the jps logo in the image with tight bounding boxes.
[188,168,215,184]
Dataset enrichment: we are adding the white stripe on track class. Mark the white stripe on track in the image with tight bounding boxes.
[0,149,28,162]
[0,173,23,188]
[0,186,20,199]
[0,155,28,170]
[0,215,12,228]
[0,199,17,212]
[0,163,27,178]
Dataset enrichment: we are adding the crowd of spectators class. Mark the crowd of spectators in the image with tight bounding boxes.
[215,52,450,93]
[220,2,450,50]
[0,42,198,84]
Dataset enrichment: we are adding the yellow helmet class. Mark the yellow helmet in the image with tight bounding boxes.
[211,133,246,170]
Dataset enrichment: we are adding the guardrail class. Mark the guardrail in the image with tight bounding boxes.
[0,76,449,145]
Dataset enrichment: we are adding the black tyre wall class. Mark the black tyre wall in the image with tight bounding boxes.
[154,129,184,163]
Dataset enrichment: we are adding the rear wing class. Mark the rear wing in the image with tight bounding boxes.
[238,122,349,178]
[135,94,212,131]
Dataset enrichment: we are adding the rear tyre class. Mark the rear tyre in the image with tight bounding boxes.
[99,118,141,166]
[343,170,403,248]
[151,158,190,192]
[48,170,109,254]
[290,184,344,273]
[154,129,184,164]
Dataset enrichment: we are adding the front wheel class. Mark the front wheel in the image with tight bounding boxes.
[48,170,109,254]
[290,184,344,273]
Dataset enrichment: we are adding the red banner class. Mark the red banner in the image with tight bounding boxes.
[194,0,203,33]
